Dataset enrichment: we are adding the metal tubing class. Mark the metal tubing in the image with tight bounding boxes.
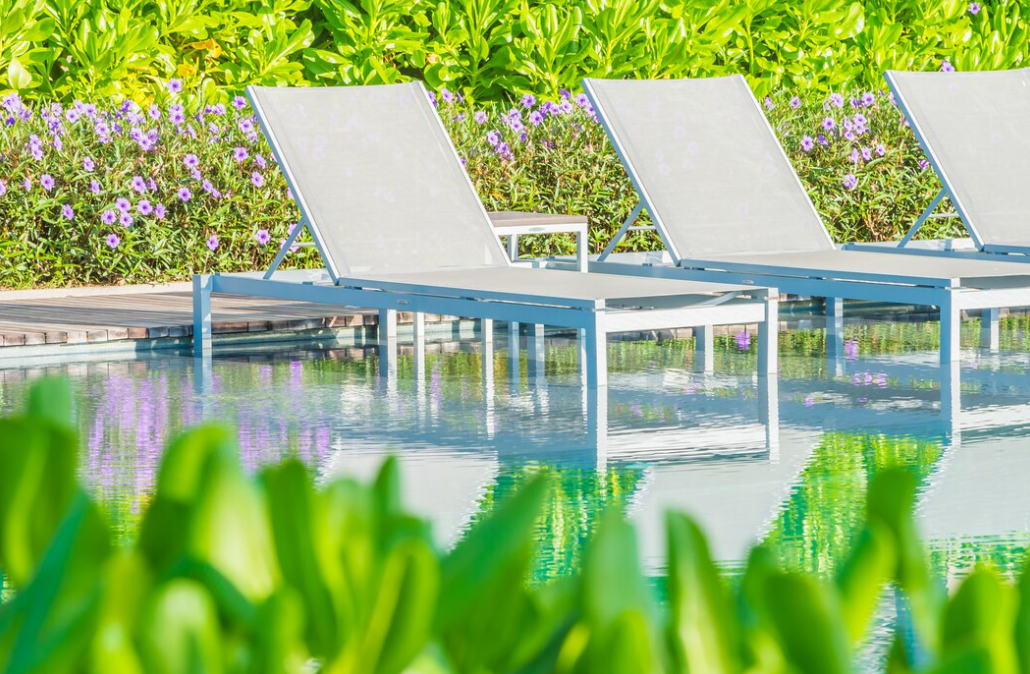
[758,291,779,375]
[939,291,961,364]
[980,307,1000,351]
[584,311,608,389]
[192,274,212,356]
[695,324,715,374]
[899,189,946,248]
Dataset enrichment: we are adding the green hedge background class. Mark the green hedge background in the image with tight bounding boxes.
[1,0,1027,104]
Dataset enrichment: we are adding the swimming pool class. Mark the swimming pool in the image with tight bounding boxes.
[2,316,1029,661]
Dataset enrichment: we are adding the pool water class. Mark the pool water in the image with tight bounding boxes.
[2,316,1030,658]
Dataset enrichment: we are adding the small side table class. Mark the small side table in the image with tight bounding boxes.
[489,211,589,272]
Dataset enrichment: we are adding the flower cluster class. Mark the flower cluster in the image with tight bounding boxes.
[1,82,958,289]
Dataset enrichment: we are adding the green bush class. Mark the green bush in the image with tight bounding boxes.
[1,0,1028,102]
[3,378,1030,673]
[0,87,962,288]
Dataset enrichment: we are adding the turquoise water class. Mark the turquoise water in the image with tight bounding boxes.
[2,318,1030,660]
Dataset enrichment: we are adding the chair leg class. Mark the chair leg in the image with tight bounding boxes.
[695,324,714,374]
[584,312,607,389]
[980,308,999,351]
[192,274,212,356]
[527,323,545,379]
[758,291,779,376]
[412,312,426,381]
[939,293,960,364]
[825,296,844,360]
[378,308,397,379]
[508,321,520,385]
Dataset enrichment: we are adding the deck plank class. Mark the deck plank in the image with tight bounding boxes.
[0,290,386,350]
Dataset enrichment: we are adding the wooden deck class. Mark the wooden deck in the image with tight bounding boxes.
[0,288,388,348]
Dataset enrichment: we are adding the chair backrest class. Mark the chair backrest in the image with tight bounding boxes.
[248,83,509,279]
[887,68,1030,250]
[583,75,834,261]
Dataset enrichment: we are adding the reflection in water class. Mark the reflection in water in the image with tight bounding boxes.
[3,317,1030,658]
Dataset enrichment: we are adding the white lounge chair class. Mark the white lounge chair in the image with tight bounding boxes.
[846,68,1030,261]
[192,82,779,387]
[582,75,1030,363]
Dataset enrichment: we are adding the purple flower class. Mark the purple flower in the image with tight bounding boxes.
[83,157,95,172]
[763,97,775,110]
[861,147,873,161]
[167,79,183,93]
[941,60,955,73]
[735,331,751,351]
[486,130,500,146]
[154,203,166,219]
[800,135,815,152]
[560,100,573,114]
[0,180,5,197]
[521,93,536,108]
[238,118,254,134]
[130,175,147,193]
[106,233,120,249]
[860,92,875,107]
[574,93,590,108]
[255,229,271,246]
[206,234,219,251]
[148,104,161,120]
[137,199,153,216]
[178,187,192,202]
[529,110,545,126]
[474,110,488,124]
[843,130,856,142]
[876,144,886,156]
[849,148,860,163]
[62,204,74,220]
[969,2,981,14]
[233,146,248,162]
[845,339,859,360]
[40,174,55,191]
[828,93,844,108]
[254,154,267,169]
[116,197,131,211]
[232,96,248,111]
[169,109,185,125]
[821,117,836,130]
[790,96,802,109]
[101,209,116,225]
[190,168,202,181]
[119,212,134,227]
[441,88,454,104]
[426,91,437,107]
[21,178,31,191]
[919,158,930,171]
[88,179,100,195]
[842,173,858,190]
[251,172,264,188]
[201,179,214,194]
[183,153,199,169]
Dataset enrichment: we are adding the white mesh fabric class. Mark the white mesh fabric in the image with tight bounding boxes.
[248,83,508,277]
[584,76,834,259]
[888,69,1030,249]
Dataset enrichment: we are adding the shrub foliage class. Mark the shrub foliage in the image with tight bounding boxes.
[0,86,964,288]
[0,0,1028,102]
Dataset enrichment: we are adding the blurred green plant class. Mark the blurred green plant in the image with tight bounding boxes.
[2,0,1029,101]
[3,378,1030,673]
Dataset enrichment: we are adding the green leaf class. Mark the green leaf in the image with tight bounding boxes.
[761,573,852,674]
[137,579,223,674]
[665,511,739,674]
[6,58,33,90]
[835,522,895,645]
